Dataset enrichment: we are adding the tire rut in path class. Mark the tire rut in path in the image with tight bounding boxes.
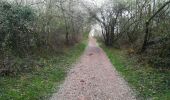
[51,37,136,100]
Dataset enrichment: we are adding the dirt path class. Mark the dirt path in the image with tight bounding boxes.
[51,37,136,100]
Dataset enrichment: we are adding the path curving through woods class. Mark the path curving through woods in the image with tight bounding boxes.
[50,37,136,100]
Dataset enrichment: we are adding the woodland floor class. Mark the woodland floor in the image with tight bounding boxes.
[50,37,136,100]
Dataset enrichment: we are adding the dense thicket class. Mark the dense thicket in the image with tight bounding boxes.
[0,1,37,55]
[91,0,170,68]
[0,0,89,75]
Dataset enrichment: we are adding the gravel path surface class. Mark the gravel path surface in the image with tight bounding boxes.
[50,37,136,100]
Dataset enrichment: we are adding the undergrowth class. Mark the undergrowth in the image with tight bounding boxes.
[101,44,170,100]
[0,37,87,100]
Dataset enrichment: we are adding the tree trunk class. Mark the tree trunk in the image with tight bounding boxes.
[60,3,69,45]
[141,0,170,52]
[141,21,149,52]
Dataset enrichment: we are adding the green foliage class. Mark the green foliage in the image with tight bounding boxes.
[0,1,40,75]
[0,0,87,75]
[97,0,170,69]
[0,0,88,98]
[0,1,37,56]
[0,40,86,100]
[102,45,170,100]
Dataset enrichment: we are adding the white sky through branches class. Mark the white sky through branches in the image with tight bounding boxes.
[85,0,106,7]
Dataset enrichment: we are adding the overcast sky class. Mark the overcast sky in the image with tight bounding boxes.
[87,0,105,7]
[7,0,107,7]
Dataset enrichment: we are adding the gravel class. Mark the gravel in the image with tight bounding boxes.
[50,37,136,100]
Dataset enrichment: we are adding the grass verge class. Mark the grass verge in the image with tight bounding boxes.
[101,45,170,100]
[0,38,87,100]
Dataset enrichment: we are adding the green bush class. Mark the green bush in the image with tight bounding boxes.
[0,1,38,75]
[0,1,37,56]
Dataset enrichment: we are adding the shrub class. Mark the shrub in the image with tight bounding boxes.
[0,1,37,56]
[0,1,38,75]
